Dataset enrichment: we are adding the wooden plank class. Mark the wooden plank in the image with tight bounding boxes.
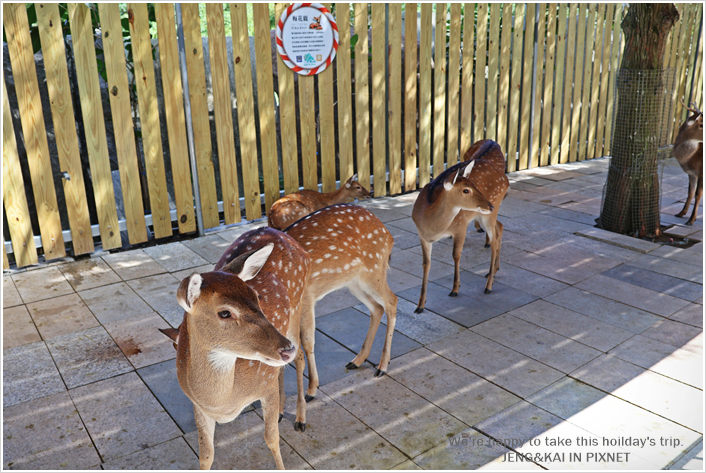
[389,3,403,193]
[683,5,702,111]
[559,4,577,164]
[4,3,66,258]
[127,3,173,237]
[496,2,512,154]
[253,4,280,209]
[335,3,353,187]
[371,3,387,195]
[594,3,615,158]
[3,246,9,270]
[578,5,597,161]
[690,21,703,107]
[3,77,39,267]
[446,3,461,167]
[486,3,501,141]
[586,4,605,159]
[433,3,447,177]
[418,3,432,187]
[354,3,370,189]
[519,3,535,170]
[665,4,687,144]
[404,2,418,190]
[299,76,318,190]
[604,5,623,156]
[459,3,474,155]
[571,4,588,162]
[36,3,94,254]
[507,3,525,172]
[530,4,546,168]
[474,3,488,143]
[207,4,241,223]
[549,4,568,166]
[181,3,219,229]
[316,4,337,194]
[539,3,556,167]
[675,5,698,132]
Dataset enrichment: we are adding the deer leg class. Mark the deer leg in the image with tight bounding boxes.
[415,238,433,313]
[375,285,398,377]
[687,175,702,225]
[299,294,318,402]
[485,220,503,294]
[261,391,285,469]
[677,174,697,217]
[347,283,384,370]
[193,405,216,470]
[450,231,467,296]
[474,220,484,233]
[278,368,285,423]
[293,347,307,432]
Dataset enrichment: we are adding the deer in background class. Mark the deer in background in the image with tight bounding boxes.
[285,203,398,394]
[268,175,371,230]
[412,140,509,313]
[164,228,312,469]
[673,102,703,225]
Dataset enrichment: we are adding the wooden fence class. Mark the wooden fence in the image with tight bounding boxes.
[3,3,703,268]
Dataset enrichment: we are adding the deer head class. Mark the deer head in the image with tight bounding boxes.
[340,174,372,201]
[176,244,296,371]
[676,101,704,146]
[441,161,494,214]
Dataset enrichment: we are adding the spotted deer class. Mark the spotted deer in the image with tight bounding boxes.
[268,175,371,230]
[412,140,509,313]
[164,227,312,470]
[673,102,703,225]
[284,203,398,396]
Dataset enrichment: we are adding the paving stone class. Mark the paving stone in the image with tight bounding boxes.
[508,300,634,352]
[216,221,268,244]
[527,378,700,469]
[560,234,646,263]
[528,241,622,274]
[386,216,420,234]
[304,329,361,386]
[521,168,586,181]
[104,313,176,369]
[59,258,121,292]
[3,340,66,407]
[3,275,22,308]
[626,253,703,283]
[364,205,410,223]
[391,459,423,470]
[468,262,570,298]
[3,391,100,470]
[143,242,209,272]
[101,437,198,469]
[472,313,601,373]
[71,371,182,462]
[26,293,100,340]
[126,273,182,328]
[386,225,421,251]
[664,225,702,237]
[321,365,468,458]
[426,330,563,398]
[102,249,167,280]
[570,355,703,433]
[46,326,133,389]
[171,264,216,281]
[639,319,703,354]
[138,358,196,434]
[648,245,703,267]
[386,266,424,294]
[355,298,463,345]
[668,303,703,328]
[602,265,702,301]
[576,274,690,317]
[11,266,74,303]
[544,287,663,334]
[79,282,154,324]
[278,389,406,469]
[388,348,521,426]
[498,197,553,218]
[390,248,455,282]
[313,287,362,317]
[503,251,597,285]
[3,304,41,349]
[180,234,232,264]
[511,212,595,234]
[668,440,703,470]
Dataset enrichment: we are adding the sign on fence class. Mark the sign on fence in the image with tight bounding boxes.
[276,3,338,75]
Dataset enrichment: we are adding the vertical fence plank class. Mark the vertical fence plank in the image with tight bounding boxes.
[474,3,488,143]
[604,5,623,157]
[182,3,219,228]
[578,5,597,161]
[559,4,577,164]
[683,5,702,113]
[496,3,512,154]
[446,3,461,166]
[690,24,703,107]
[207,4,240,223]
[4,3,66,258]
[419,3,432,187]
[389,3,403,193]
[507,3,524,172]
[404,2,418,190]
[539,3,556,167]
[335,3,354,185]
[37,3,94,254]
[486,4,501,141]
[675,5,698,132]
[519,3,535,170]
[155,3,196,233]
[317,4,338,194]
[127,3,173,237]
[530,4,545,167]
[570,5,588,162]
[665,4,687,144]
[354,3,370,189]
[3,77,39,267]
[594,3,615,158]
[549,4,567,166]
[433,3,447,177]
[586,4,605,159]
[459,3,474,155]
[3,246,9,270]
[253,4,280,209]
[371,3,387,195]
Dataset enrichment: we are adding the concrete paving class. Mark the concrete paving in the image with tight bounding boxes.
[2,157,703,470]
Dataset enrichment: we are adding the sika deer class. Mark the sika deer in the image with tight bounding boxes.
[268,175,371,230]
[285,204,398,395]
[167,228,311,469]
[412,140,509,313]
[673,101,703,225]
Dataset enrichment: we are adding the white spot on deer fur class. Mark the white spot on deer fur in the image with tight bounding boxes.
[249,360,255,366]
[246,246,252,251]
[312,271,320,278]
[325,254,331,258]
[344,264,350,270]
[359,216,364,221]
[313,222,318,226]
[337,267,342,273]
[315,258,323,264]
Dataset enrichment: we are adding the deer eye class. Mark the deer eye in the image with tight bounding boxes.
[218,310,231,319]
[463,189,470,194]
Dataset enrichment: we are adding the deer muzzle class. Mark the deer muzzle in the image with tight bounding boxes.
[278,345,296,363]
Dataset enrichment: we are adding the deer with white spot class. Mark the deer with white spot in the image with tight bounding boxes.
[268,174,371,230]
[412,140,509,313]
[673,102,703,225]
[162,227,312,469]
[284,203,398,396]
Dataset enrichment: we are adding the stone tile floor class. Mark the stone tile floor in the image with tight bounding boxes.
[2,157,703,470]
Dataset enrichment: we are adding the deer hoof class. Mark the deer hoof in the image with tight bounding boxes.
[477,227,485,233]
[484,243,490,248]
[449,291,458,297]
[305,394,316,403]
[278,413,283,423]
[375,368,386,378]
[345,362,359,370]
[294,421,306,432]
[414,307,425,314]
[484,288,492,294]
[676,211,687,217]
[686,220,695,226]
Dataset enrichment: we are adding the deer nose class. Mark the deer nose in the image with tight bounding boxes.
[278,345,296,363]
[488,204,495,212]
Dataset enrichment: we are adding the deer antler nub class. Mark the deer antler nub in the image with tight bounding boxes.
[681,100,702,115]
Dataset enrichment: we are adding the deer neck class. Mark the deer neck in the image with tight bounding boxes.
[413,187,462,241]
[326,186,354,205]
[673,136,702,164]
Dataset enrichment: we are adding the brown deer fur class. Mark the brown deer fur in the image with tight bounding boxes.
[673,102,703,225]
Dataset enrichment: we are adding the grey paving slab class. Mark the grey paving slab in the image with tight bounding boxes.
[498,196,552,218]
[664,225,702,237]
[365,205,411,223]
[544,287,664,334]
[70,371,182,462]
[59,258,121,292]
[468,262,570,298]
[668,440,703,470]
[426,330,564,398]
[304,329,361,386]
[180,234,232,264]
[79,282,154,324]
[626,253,703,284]
[602,264,703,302]
[46,326,133,389]
[388,348,521,427]
[529,241,623,274]
[171,263,216,281]
[143,241,209,272]
[277,389,406,469]
[11,266,74,303]
[215,221,268,244]
[3,275,23,308]
[559,234,646,263]
[639,319,703,354]
[391,459,423,470]
[313,287,362,317]
[101,437,199,469]
[3,304,41,349]
[102,249,168,280]
[571,355,703,433]
[511,212,595,234]
[503,250,598,285]
[576,229,663,253]
[669,303,703,328]
[3,340,66,407]
[390,248,456,282]
[3,391,100,470]
[321,365,468,458]
[126,273,182,328]
[104,313,176,369]
[386,266,424,294]
[26,293,100,340]
[138,358,196,434]
[386,216,421,234]
[648,245,703,267]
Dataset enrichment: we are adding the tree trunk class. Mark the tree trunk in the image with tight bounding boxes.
[599,4,679,237]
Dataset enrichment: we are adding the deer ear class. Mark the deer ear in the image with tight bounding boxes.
[177,273,202,312]
[462,160,475,178]
[222,243,274,281]
[444,170,461,190]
